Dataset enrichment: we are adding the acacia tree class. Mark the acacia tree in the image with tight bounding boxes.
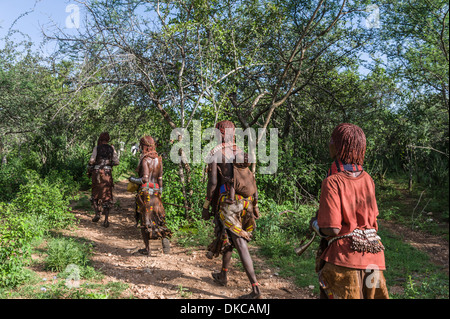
[371,0,449,187]
[206,0,378,173]
[377,0,449,110]
[51,0,257,215]
[0,37,76,167]
[49,0,381,209]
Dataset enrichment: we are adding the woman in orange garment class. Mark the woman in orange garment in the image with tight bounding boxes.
[311,123,389,299]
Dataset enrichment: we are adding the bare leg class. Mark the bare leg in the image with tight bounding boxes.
[229,232,261,298]
[212,247,232,286]
[139,228,150,255]
[134,202,140,227]
[102,206,110,228]
[91,199,101,222]
[162,237,170,254]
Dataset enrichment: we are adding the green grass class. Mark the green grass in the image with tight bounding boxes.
[0,270,129,299]
[254,229,317,287]
[0,236,130,299]
[173,182,448,299]
[376,174,449,237]
[44,237,93,272]
[174,219,215,248]
[379,227,449,299]
[3,173,446,299]
[72,194,92,210]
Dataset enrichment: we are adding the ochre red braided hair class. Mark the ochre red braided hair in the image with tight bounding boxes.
[97,132,110,145]
[140,136,158,159]
[330,123,366,165]
[216,120,235,143]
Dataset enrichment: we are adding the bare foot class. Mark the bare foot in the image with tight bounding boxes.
[238,291,263,299]
[138,248,149,255]
[212,272,228,286]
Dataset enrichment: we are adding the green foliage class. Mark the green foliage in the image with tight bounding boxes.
[379,227,449,299]
[160,165,190,230]
[175,219,215,248]
[0,0,447,299]
[0,172,78,288]
[256,144,324,205]
[376,174,449,236]
[161,163,207,230]
[403,273,449,299]
[0,203,37,288]
[256,199,317,240]
[44,237,94,277]
[251,201,318,289]
[112,151,140,181]
[0,157,31,202]
[255,201,316,266]
[0,266,126,299]
[12,176,77,233]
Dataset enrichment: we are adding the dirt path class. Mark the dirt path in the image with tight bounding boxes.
[64,180,448,299]
[379,220,449,274]
[68,179,315,299]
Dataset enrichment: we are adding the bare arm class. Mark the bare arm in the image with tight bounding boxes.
[310,216,340,237]
[202,162,217,220]
[320,227,341,237]
[206,161,218,200]
[158,158,163,189]
[88,146,97,165]
[252,188,260,218]
[141,159,149,184]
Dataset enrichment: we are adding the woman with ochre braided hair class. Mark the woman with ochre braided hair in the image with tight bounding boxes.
[128,136,171,255]
[310,123,389,299]
[88,132,119,228]
[202,120,262,299]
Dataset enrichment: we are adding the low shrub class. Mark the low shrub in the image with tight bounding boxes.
[12,176,77,234]
[175,219,215,248]
[112,151,140,181]
[0,173,78,288]
[0,203,37,288]
[44,237,96,280]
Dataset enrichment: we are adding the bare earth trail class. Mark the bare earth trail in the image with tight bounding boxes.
[379,220,449,274]
[67,179,315,299]
[64,179,449,299]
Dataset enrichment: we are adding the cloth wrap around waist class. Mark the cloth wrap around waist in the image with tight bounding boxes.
[135,182,172,239]
[91,166,114,204]
[206,186,257,259]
